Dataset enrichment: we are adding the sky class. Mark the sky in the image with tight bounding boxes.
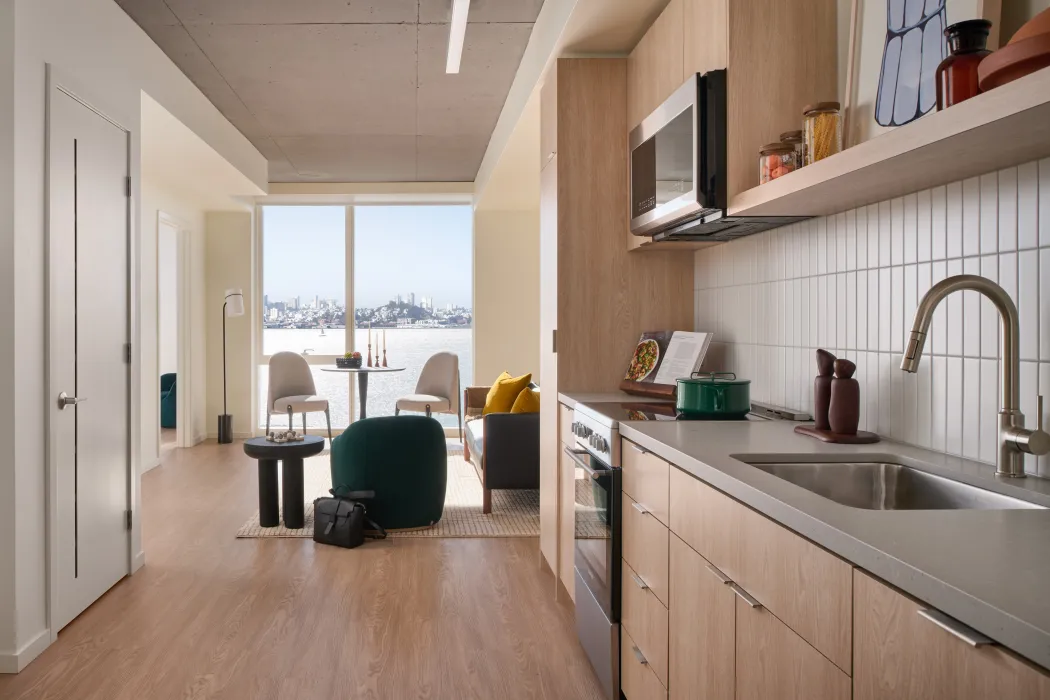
[262,205,473,309]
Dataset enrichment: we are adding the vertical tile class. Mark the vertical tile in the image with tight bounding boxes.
[879,353,893,437]
[868,204,880,268]
[931,185,948,261]
[946,181,963,259]
[916,356,932,449]
[816,218,827,276]
[818,275,828,348]
[1021,361,1039,475]
[979,359,998,465]
[1018,160,1038,250]
[998,168,1018,252]
[891,266,904,353]
[867,352,880,434]
[799,221,811,278]
[856,351,868,431]
[846,272,857,350]
[891,351,905,440]
[962,358,980,460]
[903,193,918,264]
[836,213,847,273]
[963,257,981,357]
[879,200,893,267]
[846,210,857,271]
[917,263,932,354]
[946,259,963,355]
[979,172,998,255]
[946,357,963,456]
[827,217,839,274]
[962,177,980,257]
[801,277,811,348]
[1042,249,1050,362]
[904,265,917,356]
[1019,250,1038,361]
[980,256,999,359]
[931,260,947,356]
[1039,364,1050,477]
[857,206,869,270]
[999,252,1018,310]
[917,188,932,262]
[879,268,892,352]
[904,360,918,445]
[827,274,838,349]
[857,269,868,351]
[890,197,905,266]
[869,270,880,355]
[837,273,847,350]
[1040,158,1050,247]
[931,356,948,453]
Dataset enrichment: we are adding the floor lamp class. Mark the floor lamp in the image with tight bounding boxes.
[218,288,244,444]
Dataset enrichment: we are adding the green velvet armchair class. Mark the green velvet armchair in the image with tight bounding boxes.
[329,416,447,530]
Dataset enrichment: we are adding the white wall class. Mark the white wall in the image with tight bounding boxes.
[158,222,179,376]
[473,209,542,385]
[694,157,1050,477]
[206,211,255,439]
[1,0,266,670]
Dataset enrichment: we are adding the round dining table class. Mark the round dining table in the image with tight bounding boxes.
[321,366,405,419]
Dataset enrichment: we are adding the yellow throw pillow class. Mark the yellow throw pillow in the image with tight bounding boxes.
[483,372,533,414]
[510,387,540,414]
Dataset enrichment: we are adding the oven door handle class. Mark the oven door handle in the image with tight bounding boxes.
[563,447,605,480]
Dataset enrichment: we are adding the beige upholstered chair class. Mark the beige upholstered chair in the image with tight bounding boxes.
[395,351,461,439]
[266,351,332,439]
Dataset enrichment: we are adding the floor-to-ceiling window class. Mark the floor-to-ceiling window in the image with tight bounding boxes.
[257,204,472,434]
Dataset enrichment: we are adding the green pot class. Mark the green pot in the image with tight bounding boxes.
[676,372,751,419]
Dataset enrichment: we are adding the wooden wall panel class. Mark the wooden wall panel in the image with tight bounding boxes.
[683,0,728,76]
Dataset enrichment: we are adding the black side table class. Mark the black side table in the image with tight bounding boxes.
[243,436,325,529]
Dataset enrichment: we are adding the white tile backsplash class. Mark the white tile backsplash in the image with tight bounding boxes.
[694,159,1050,475]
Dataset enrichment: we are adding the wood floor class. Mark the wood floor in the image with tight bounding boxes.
[0,442,604,700]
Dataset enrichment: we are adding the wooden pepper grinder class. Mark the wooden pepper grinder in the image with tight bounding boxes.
[828,359,860,435]
[814,349,836,430]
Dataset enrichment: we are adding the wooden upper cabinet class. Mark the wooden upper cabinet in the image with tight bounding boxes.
[683,0,728,75]
[854,570,1050,700]
[627,0,685,130]
[540,70,557,171]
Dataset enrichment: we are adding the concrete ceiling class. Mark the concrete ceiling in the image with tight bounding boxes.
[116,0,544,183]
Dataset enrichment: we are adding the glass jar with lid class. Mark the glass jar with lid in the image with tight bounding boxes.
[759,142,796,184]
[803,102,842,165]
[779,130,804,169]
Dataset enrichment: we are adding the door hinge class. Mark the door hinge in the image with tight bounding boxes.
[552,329,557,354]
[125,510,133,531]
[124,176,131,197]
[124,343,132,364]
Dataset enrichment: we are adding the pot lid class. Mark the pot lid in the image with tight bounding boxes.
[680,371,751,385]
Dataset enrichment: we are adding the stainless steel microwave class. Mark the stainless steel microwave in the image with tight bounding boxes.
[630,70,806,242]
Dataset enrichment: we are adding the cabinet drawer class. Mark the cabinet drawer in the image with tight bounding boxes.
[854,570,1050,700]
[735,595,851,700]
[622,625,667,700]
[621,439,669,526]
[622,559,669,687]
[559,403,574,448]
[669,467,852,673]
[622,492,669,606]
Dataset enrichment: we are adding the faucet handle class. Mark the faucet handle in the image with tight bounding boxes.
[1015,395,1050,457]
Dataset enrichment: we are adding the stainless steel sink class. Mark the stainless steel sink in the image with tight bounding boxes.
[742,461,1044,510]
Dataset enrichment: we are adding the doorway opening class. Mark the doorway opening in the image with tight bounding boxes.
[156,212,192,456]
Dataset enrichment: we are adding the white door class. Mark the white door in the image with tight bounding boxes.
[49,87,131,632]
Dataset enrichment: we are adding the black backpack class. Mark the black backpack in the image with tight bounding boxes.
[312,488,386,548]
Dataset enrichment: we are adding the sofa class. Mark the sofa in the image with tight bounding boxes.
[463,384,540,514]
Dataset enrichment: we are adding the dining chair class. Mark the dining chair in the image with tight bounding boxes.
[266,351,332,439]
[394,351,461,439]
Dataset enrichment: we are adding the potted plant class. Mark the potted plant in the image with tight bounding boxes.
[337,351,362,369]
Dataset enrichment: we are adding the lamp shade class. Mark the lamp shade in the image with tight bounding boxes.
[224,289,245,317]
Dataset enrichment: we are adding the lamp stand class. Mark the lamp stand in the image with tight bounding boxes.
[218,299,233,444]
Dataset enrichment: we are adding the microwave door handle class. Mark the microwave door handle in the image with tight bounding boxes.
[563,447,604,480]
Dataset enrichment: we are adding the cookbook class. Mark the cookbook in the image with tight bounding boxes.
[620,330,714,398]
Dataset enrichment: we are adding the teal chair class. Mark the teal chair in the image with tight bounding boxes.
[330,416,447,530]
[160,373,176,429]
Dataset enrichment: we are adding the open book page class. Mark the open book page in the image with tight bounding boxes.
[653,331,713,386]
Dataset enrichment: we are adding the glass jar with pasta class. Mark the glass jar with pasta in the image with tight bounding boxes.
[803,102,842,165]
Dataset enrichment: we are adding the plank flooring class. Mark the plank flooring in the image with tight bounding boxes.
[0,441,605,700]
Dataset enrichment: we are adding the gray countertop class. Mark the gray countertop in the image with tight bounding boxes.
[564,397,1050,670]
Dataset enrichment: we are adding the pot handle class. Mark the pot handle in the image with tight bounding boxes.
[713,386,725,411]
[690,371,737,381]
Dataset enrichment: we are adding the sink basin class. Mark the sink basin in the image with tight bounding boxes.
[742,461,1044,510]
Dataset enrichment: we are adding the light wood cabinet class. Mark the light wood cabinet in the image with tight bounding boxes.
[621,439,669,526]
[557,445,575,601]
[735,596,851,700]
[669,534,734,700]
[854,570,1050,700]
[622,559,669,687]
[683,0,727,76]
[622,491,669,606]
[537,162,559,582]
[626,0,684,130]
[622,626,668,700]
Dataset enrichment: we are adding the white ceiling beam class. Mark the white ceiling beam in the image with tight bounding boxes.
[445,0,471,73]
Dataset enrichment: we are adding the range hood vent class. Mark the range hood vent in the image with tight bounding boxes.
[650,209,808,243]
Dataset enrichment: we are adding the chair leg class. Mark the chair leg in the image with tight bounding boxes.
[482,488,492,515]
[302,412,307,435]
[458,411,462,443]
[325,408,332,441]
[395,407,400,416]
[287,407,293,431]
[425,405,431,418]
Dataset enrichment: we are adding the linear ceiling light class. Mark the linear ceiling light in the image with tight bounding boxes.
[445,0,471,73]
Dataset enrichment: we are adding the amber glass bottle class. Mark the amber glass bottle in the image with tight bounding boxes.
[936,20,993,110]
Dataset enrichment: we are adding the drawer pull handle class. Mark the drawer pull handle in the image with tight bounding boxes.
[729,582,763,609]
[631,645,648,665]
[917,609,993,647]
[630,572,649,590]
[704,563,732,585]
[629,443,648,455]
[631,502,650,515]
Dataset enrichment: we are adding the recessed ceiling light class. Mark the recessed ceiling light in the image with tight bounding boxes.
[445,0,471,74]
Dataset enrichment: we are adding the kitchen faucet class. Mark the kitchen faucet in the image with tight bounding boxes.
[901,274,1050,477]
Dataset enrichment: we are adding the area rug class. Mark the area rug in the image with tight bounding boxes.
[236,443,541,539]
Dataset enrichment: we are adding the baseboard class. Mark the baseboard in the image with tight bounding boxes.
[141,458,161,473]
[0,628,51,674]
[193,432,205,446]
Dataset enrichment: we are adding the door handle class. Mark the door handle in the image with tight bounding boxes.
[631,645,648,666]
[704,563,732,585]
[57,392,85,409]
[917,608,993,647]
[631,501,650,515]
[728,582,763,608]
[630,572,649,590]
